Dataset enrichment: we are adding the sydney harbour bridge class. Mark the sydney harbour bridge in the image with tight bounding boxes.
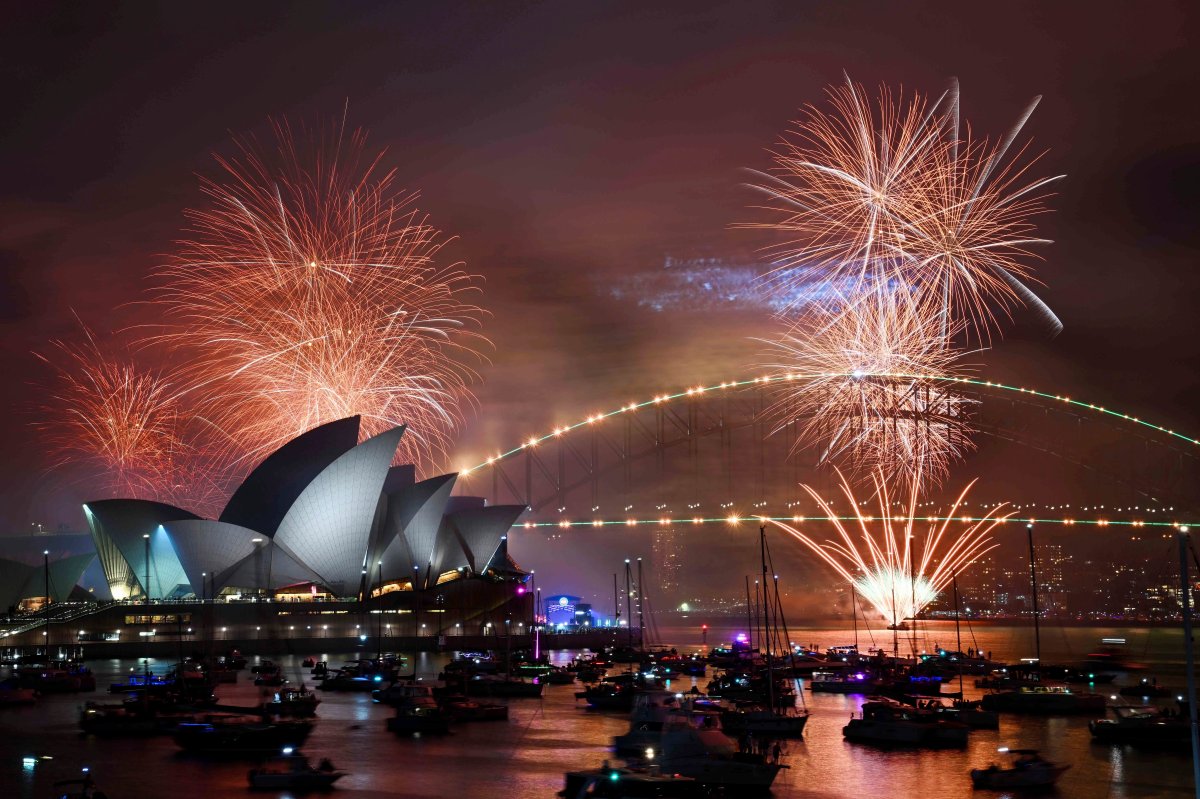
[459,373,1200,524]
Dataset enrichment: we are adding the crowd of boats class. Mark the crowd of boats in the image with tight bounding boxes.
[4,626,1193,796]
[556,635,1182,795]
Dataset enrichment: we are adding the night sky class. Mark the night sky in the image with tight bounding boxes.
[4,0,1199,570]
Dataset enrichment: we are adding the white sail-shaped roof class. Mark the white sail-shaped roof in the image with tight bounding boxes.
[165,519,262,593]
[83,500,198,599]
[273,426,405,595]
[449,505,526,573]
[380,473,457,589]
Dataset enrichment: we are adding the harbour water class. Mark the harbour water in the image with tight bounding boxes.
[4,622,1194,798]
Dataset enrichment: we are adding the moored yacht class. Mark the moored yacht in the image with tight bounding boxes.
[173,714,313,754]
[1089,704,1190,747]
[651,726,784,793]
[247,748,346,790]
[981,683,1106,715]
[843,698,968,747]
[970,749,1070,790]
[559,764,699,799]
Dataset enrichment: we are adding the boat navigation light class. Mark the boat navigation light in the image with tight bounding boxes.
[645,748,655,759]
[282,747,294,755]
[1110,695,1118,700]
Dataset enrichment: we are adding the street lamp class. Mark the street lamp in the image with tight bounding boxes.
[377,560,383,661]
[142,534,151,605]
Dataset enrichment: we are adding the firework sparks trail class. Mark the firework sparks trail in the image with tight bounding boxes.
[746,76,1063,338]
[769,469,1010,622]
[760,289,976,488]
[150,117,487,474]
[33,324,226,513]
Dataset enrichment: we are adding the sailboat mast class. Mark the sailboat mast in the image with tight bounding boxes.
[754,581,761,655]
[745,576,753,650]
[636,557,646,651]
[851,586,859,652]
[953,574,964,699]
[613,573,619,626]
[1026,523,1042,674]
[760,525,774,710]
[1177,527,1200,799]
[624,560,633,648]
[909,534,919,657]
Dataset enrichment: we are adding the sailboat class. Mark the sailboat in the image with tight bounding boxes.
[719,526,808,738]
[981,524,1105,715]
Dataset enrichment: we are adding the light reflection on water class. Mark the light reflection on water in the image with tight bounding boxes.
[1,623,1194,798]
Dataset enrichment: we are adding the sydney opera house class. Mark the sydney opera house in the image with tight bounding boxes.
[80,417,527,603]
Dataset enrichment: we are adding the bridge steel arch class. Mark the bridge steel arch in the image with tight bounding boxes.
[454,374,1200,520]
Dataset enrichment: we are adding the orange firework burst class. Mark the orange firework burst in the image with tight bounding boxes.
[760,290,975,488]
[150,117,487,474]
[747,76,1062,338]
[33,325,191,503]
[770,469,1009,622]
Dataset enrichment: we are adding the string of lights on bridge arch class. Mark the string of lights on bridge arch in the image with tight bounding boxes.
[515,515,1197,534]
[453,371,1200,534]
[460,371,1200,476]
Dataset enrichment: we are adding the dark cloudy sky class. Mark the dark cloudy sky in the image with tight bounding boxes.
[3,0,1199,548]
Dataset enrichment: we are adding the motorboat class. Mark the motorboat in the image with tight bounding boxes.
[21,661,95,693]
[173,715,313,754]
[576,680,636,711]
[1118,678,1174,699]
[809,670,877,694]
[843,698,969,747]
[613,693,723,755]
[0,677,37,705]
[900,696,999,730]
[981,683,1107,715]
[970,749,1070,790]
[542,667,577,684]
[252,668,286,688]
[79,699,196,736]
[1089,704,1191,747]
[386,703,451,735]
[318,659,396,691]
[52,769,106,799]
[719,705,808,738]
[382,680,452,734]
[651,726,784,793]
[559,764,699,798]
[372,680,436,706]
[319,669,384,692]
[108,671,172,694]
[264,687,320,717]
[440,694,509,722]
[627,690,683,731]
[461,674,544,698]
[247,749,345,790]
